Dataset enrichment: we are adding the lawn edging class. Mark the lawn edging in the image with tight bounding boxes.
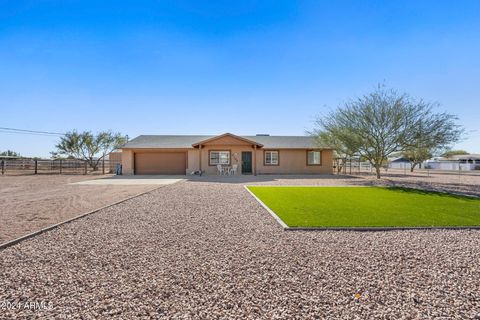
[0,183,177,250]
[244,185,480,232]
[244,185,289,229]
[284,226,480,231]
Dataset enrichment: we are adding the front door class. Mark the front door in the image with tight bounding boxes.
[241,152,252,174]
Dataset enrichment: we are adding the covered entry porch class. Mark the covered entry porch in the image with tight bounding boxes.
[193,133,263,176]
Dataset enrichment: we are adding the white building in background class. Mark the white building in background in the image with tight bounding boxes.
[388,157,412,169]
[424,154,480,171]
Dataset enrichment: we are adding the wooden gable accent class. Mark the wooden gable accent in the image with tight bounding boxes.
[192,133,263,148]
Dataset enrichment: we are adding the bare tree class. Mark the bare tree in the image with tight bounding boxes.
[313,85,463,178]
[52,131,127,170]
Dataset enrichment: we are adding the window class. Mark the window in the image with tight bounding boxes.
[307,150,321,165]
[264,151,279,165]
[209,151,230,165]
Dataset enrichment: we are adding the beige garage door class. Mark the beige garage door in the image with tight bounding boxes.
[134,152,186,175]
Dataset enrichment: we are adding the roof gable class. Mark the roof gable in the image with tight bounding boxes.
[192,133,263,148]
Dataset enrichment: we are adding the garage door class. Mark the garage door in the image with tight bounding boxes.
[134,152,186,175]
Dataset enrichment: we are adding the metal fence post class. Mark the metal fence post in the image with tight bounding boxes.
[59,160,62,174]
[84,161,87,175]
[35,160,38,174]
[1,160,4,175]
[102,158,105,175]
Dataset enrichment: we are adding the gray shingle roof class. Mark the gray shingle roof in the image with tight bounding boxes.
[122,134,326,149]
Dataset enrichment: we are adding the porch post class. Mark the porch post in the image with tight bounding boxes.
[199,144,202,173]
[253,145,257,176]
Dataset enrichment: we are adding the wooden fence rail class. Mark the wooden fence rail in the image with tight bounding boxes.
[0,159,121,176]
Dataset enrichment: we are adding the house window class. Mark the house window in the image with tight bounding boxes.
[264,151,279,165]
[307,150,322,165]
[209,151,230,165]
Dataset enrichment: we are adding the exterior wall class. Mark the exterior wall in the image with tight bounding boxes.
[255,149,333,174]
[389,161,411,169]
[187,149,199,173]
[424,161,477,171]
[122,147,334,175]
[122,149,134,175]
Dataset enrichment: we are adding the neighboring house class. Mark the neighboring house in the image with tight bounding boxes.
[121,133,334,175]
[388,157,412,169]
[424,154,480,171]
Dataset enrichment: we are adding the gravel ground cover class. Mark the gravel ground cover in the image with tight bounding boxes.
[0,175,159,243]
[355,169,480,197]
[1,177,479,319]
[188,171,480,197]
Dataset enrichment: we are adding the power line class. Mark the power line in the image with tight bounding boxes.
[0,130,63,137]
[0,127,65,136]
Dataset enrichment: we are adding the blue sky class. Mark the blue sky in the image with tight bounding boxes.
[1,0,479,157]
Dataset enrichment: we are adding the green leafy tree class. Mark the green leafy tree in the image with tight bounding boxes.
[402,110,463,171]
[402,148,432,172]
[313,85,463,178]
[312,128,361,173]
[0,150,21,157]
[441,150,469,158]
[52,131,127,170]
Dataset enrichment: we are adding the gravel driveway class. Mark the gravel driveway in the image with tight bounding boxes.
[1,179,479,319]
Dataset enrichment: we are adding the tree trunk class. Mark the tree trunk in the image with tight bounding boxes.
[336,158,346,173]
[88,159,98,171]
[375,165,381,179]
[410,162,418,172]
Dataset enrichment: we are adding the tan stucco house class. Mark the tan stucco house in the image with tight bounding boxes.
[121,133,333,175]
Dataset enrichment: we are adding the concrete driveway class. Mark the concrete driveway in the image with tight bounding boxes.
[71,175,185,185]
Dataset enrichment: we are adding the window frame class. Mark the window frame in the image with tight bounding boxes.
[208,150,231,166]
[264,150,280,166]
[306,150,322,166]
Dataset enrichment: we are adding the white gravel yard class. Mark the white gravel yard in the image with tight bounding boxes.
[1,177,480,319]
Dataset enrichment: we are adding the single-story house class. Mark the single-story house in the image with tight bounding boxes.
[424,154,480,171]
[121,133,334,175]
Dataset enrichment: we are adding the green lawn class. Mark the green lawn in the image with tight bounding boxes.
[247,186,480,228]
